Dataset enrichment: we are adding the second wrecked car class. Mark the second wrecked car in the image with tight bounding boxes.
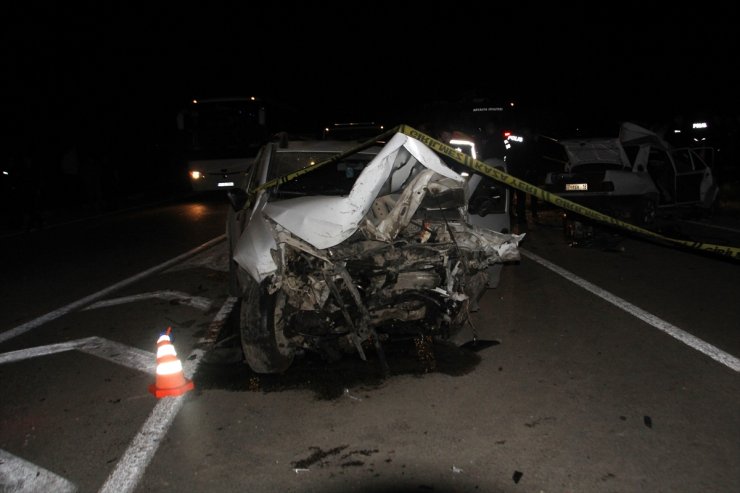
[226,131,523,373]
[543,122,718,225]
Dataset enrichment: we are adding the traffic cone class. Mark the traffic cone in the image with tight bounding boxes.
[148,327,194,398]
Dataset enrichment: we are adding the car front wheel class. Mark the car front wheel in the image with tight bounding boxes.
[240,278,295,374]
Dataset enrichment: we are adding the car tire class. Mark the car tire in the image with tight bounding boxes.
[240,278,295,374]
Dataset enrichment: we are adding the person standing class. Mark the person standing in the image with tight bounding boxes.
[480,121,506,161]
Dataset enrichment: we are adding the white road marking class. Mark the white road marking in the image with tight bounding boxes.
[0,448,78,493]
[167,242,230,273]
[83,290,213,312]
[0,338,94,364]
[98,296,237,493]
[0,235,225,345]
[521,248,740,372]
[78,338,156,374]
[0,337,155,374]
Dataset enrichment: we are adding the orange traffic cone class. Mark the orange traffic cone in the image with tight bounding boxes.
[148,327,194,398]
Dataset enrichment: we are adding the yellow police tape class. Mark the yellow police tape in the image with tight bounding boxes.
[249,124,739,260]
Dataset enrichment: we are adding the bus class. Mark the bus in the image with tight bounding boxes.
[176,97,269,192]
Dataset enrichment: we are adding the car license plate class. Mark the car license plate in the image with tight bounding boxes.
[565,183,588,191]
[218,182,235,187]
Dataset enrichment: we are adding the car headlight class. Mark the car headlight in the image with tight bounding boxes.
[190,170,202,180]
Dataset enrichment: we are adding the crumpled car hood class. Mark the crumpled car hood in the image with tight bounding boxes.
[234,132,522,282]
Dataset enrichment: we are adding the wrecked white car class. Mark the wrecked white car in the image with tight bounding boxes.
[544,122,718,224]
[226,133,523,373]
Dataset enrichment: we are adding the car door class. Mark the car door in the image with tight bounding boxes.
[689,148,717,205]
[465,158,510,289]
[671,148,705,204]
[467,160,511,233]
[646,147,676,205]
[227,143,271,291]
[691,147,719,208]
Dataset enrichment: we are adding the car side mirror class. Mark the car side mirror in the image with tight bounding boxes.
[227,189,249,211]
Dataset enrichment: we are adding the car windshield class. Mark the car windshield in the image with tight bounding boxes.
[268,151,376,197]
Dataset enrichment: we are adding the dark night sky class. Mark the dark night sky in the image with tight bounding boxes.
[4,1,740,147]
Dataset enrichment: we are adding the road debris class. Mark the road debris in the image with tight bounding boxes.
[343,388,362,401]
[513,470,523,484]
[459,339,500,352]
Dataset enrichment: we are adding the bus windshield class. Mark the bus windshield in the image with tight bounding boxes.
[177,98,268,160]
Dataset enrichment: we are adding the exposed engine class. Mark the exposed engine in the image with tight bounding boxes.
[262,169,521,361]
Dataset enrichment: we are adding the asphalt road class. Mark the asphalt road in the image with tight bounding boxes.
[0,199,738,492]
[0,193,230,332]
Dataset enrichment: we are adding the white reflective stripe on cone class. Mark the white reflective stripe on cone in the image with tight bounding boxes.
[156,359,183,375]
[156,344,177,358]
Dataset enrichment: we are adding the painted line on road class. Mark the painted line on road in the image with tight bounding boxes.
[167,245,229,273]
[78,337,156,374]
[0,338,96,364]
[0,235,225,345]
[0,336,155,375]
[0,448,78,493]
[98,296,237,493]
[84,290,213,312]
[521,248,740,372]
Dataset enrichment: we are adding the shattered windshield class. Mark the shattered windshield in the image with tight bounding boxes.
[269,151,376,197]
